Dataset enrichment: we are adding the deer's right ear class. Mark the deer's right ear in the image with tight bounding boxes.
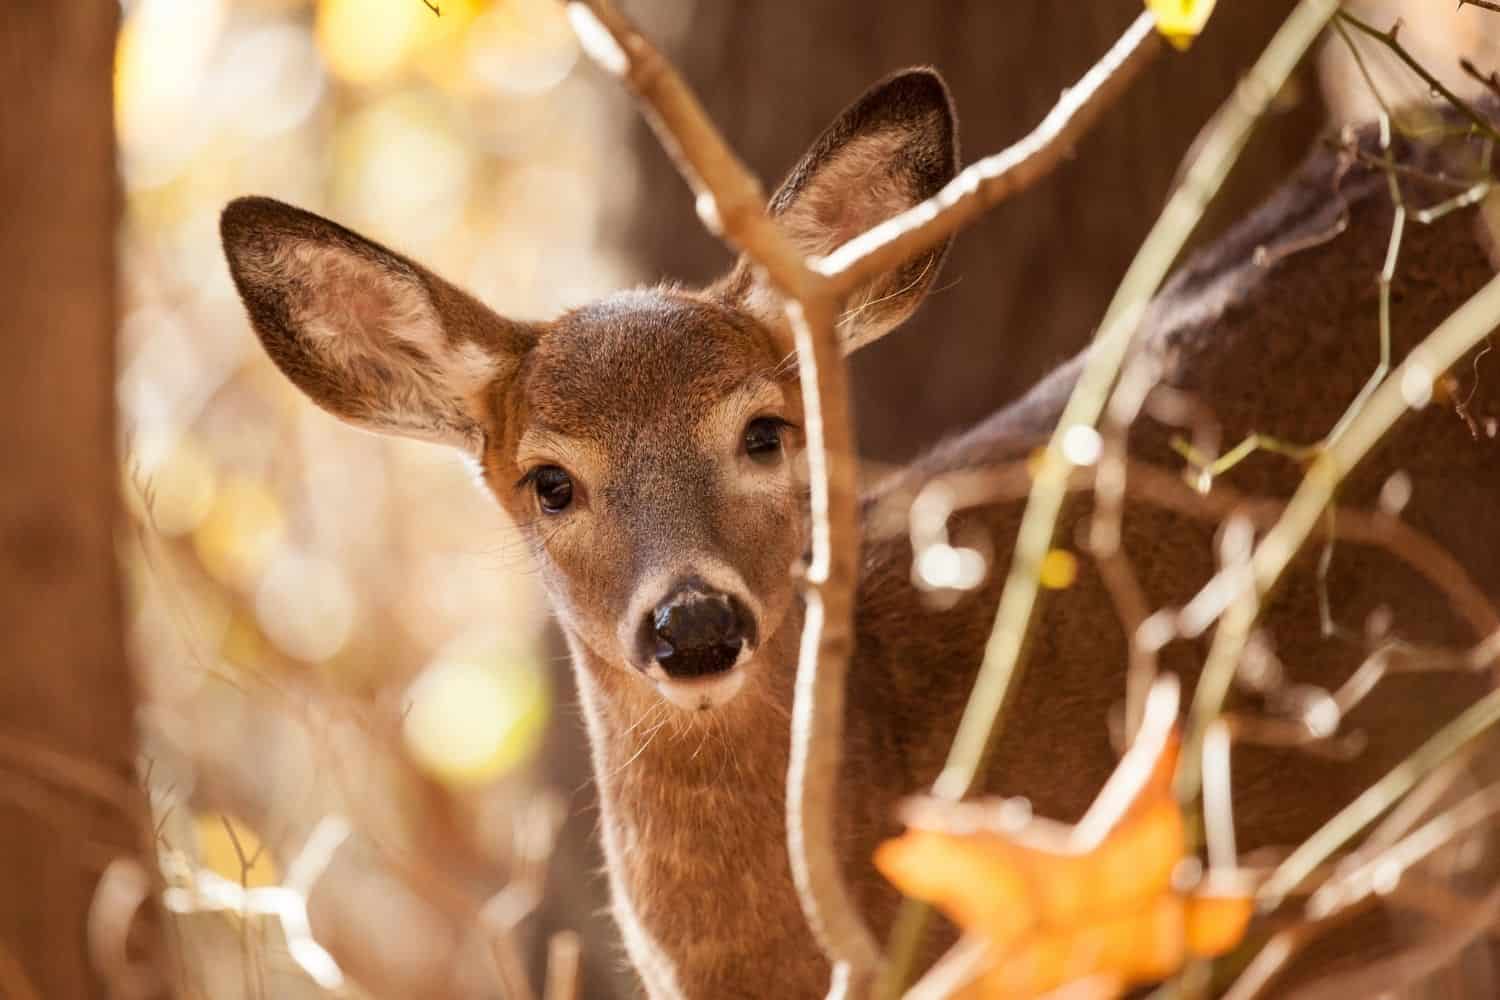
[720,68,958,353]
[220,196,536,455]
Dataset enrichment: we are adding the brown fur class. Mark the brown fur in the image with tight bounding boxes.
[221,72,1500,998]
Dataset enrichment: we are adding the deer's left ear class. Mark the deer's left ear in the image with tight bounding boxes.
[220,197,538,455]
[721,68,959,353]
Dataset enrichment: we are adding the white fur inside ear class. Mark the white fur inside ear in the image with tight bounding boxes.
[778,127,915,260]
[252,239,501,449]
[749,121,938,345]
[284,242,446,369]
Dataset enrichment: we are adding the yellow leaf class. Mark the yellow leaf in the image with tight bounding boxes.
[1146,0,1218,51]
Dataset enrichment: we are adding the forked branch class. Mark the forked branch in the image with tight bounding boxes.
[563,1,878,986]
[817,13,1162,305]
[1179,261,1500,803]
[1335,10,1500,146]
[565,0,1173,993]
[927,0,1342,808]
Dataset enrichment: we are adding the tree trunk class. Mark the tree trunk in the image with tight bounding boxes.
[0,6,169,998]
[629,0,1325,462]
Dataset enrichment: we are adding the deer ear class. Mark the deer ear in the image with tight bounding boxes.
[220,197,536,454]
[723,68,958,353]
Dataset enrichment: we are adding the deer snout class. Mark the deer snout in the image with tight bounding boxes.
[648,584,754,679]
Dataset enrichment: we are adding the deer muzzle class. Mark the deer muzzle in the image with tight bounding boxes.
[648,583,754,680]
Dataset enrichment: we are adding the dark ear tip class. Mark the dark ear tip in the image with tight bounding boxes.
[856,66,958,174]
[879,66,952,105]
[221,196,281,251]
[220,195,328,253]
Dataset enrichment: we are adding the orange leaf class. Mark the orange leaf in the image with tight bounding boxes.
[1185,890,1255,958]
[876,678,1261,997]
[875,829,1035,947]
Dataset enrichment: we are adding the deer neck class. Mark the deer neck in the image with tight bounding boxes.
[567,606,834,998]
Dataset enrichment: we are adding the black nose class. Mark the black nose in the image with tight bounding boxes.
[650,586,747,678]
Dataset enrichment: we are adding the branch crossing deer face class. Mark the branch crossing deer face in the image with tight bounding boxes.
[220,70,957,717]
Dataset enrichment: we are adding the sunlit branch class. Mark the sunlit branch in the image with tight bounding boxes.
[1179,263,1500,805]
[818,12,1162,310]
[1259,667,1500,906]
[928,0,1341,815]
[563,3,1171,993]
[901,455,1499,645]
[563,1,878,986]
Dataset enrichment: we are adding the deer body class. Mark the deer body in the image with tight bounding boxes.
[222,72,1500,998]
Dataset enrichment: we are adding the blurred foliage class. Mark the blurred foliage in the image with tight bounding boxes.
[116,0,641,995]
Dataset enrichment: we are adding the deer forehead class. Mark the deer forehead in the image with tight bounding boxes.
[514,378,788,489]
[514,289,793,450]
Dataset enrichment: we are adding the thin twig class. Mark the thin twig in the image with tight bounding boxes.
[1458,0,1500,14]
[1280,880,1500,1000]
[1221,894,1381,1000]
[1311,777,1500,916]
[903,456,1499,644]
[1259,677,1500,906]
[563,1,877,986]
[900,934,988,1000]
[1335,10,1500,145]
[1178,264,1500,804]
[920,0,1341,809]
[1460,58,1500,102]
[566,2,1169,992]
[817,13,1162,306]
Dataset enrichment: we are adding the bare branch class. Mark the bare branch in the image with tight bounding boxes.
[562,1,876,985]
[1280,880,1500,1000]
[1179,260,1500,805]
[564,2,1172,992]
[926,0,1342,805]
[817,12,1162,306]
[1336,10,1500,145]
[1310,778,1500,918]
[900,934,988,1000]
[563,1,818,311]
[1458,0,1500,13]
[1461,57,1500,102]
[1259,654,1500,906]
[1221,894,1381,1000]
[903,456,1500,645]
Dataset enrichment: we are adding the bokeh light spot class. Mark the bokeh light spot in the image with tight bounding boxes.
[1040,549,1080,590]
[194,477,287,587]
[402,644,547,786]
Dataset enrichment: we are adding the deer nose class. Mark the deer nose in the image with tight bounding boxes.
[650,586,746,678]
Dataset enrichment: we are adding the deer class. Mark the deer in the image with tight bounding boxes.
[220,68,1500,999]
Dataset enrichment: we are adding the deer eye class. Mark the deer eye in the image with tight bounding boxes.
[743,417,785,463]
[531,466,574,513]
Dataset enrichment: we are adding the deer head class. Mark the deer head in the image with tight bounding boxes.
[220,69,956,716]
